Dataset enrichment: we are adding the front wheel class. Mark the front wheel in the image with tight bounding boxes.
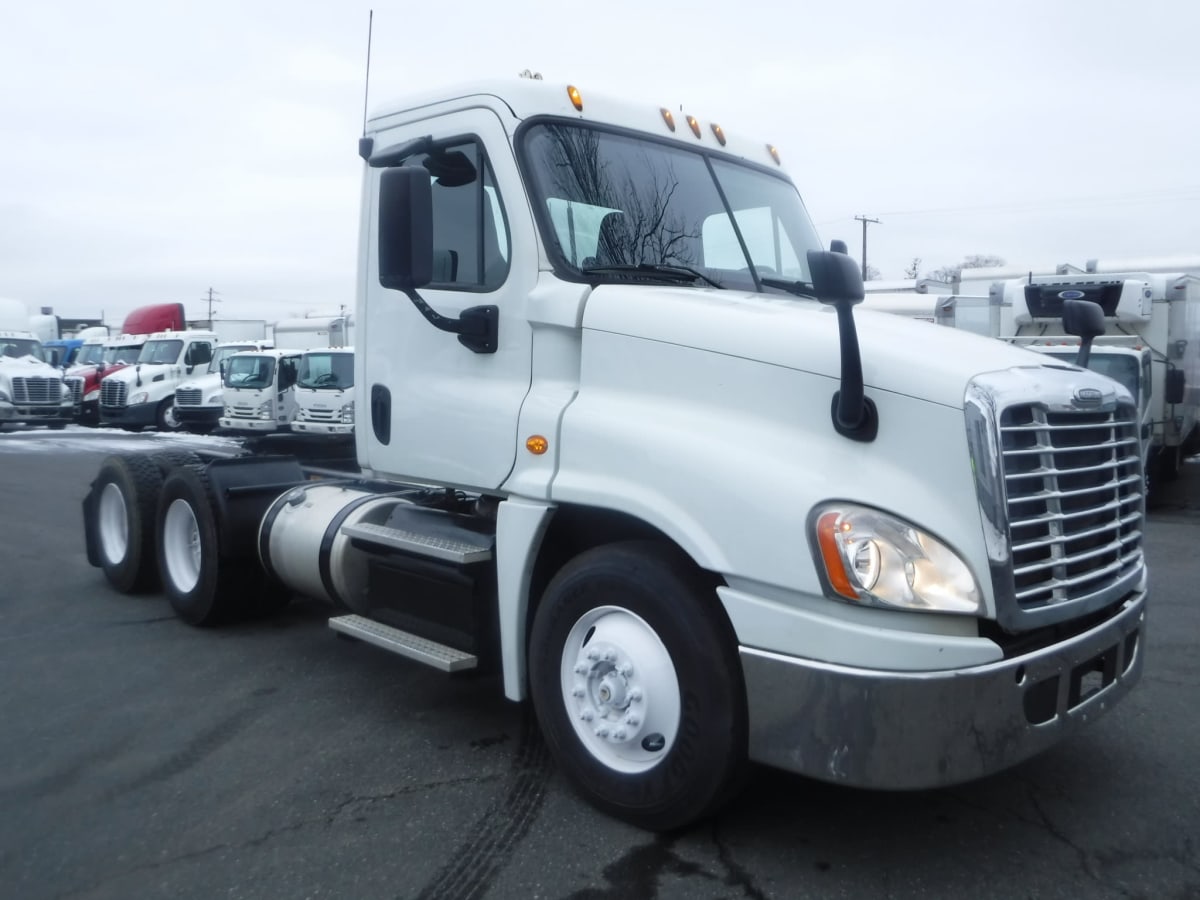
[528,541,747,831]
[156,399,183,432]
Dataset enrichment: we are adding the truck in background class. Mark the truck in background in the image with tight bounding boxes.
[217,347,302,434]
[81,79,1147,830]
[173,340,274,434]
[204,319,270,344]
[0,298,73,429]
[99,329,218,432]
[64,304,186,425]
[290,346,355,438]
[996,272,1199,497]
[271,314,353,351]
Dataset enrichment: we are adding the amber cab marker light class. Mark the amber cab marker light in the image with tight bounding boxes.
[815,511,858,600]
[567,86,583,111]
[767,143,782,165]
[711,123,726,146]
[660,108,676,132]
[526,435,549,455]
[686,115,702,138]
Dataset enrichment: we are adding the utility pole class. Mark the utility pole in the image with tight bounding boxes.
[202,286,222,328]
[854,215,881,281]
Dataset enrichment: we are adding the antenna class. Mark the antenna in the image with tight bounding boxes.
[361,10,374,137]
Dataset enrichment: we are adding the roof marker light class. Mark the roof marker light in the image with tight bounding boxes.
[686,115,702,138]
[766,143,782,165]
[660,108,676,132]
[711,123,726,146]
[567,86,583,111]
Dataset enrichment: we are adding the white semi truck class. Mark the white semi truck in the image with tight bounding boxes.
[290,346,355,437]
[82,79,1147,830]
[0,298,73,429]
[99,330,218,431]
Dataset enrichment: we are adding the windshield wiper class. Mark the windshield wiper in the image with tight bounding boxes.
[757,276,818,299]
[581,263,724,289]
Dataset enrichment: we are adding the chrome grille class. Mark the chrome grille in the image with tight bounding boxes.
[176,388,203,406]
[300,408,338,422]
[12,377,61,405]
[100,379,127,408]
[1000,405,1143,611]
[64,376,84,404]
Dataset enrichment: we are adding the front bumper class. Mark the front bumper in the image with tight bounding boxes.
[100,402,157,429]
[291,420,353,436]
[741,591,1145,789]
[219,416,286,434]
[175,406,221,432]
[0,402,73,423]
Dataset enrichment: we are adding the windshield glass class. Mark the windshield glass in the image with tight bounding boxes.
[297,352,355,389]
[137,339,184,365]
[0,338,45,362]
[1043,351,1140,400]
[520,122,823,291]
[75,344,105,366]
[224,355,275,389]
[106,344,143,365]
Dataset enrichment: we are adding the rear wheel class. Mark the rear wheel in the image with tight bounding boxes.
[89,454,164,593]
[528,541,747,831]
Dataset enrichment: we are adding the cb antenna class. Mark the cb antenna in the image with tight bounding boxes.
[358,11,375,160]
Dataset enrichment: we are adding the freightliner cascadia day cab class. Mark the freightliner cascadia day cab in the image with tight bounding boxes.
[82,79,1148,830]
[99,330,217,432]
[0,298,73,428]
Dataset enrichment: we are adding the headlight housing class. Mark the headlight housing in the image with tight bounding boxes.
[340,402,354,424]
[810,503,982,615]
[256,400,273,420]
[129,391,149,405]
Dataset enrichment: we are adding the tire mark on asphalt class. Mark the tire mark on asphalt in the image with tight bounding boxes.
[415,706,552,900]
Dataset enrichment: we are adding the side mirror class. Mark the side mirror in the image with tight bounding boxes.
[1165,368,1186,405]
[1062,298,1105,369]
[808,249,874,441]
[378,167,433,291]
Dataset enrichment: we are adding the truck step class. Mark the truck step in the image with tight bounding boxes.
[340,520,494,564]
[328,614,478,672]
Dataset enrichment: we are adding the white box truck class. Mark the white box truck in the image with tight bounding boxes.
[290,346,355,438]
[216,347,303,434]
[82,79,1147,830]
[173,340,274,434]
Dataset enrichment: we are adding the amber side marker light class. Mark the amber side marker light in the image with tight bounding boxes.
[526,435,549,455]
[660,108,676,132]
[686,115,702,138]
[711,123,726,146]
[567,86,583,111]
[815,511,859,600]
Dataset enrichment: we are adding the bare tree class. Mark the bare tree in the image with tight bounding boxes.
[903,257,921,279]
[926,254,1006,284]
[864,265,881,281]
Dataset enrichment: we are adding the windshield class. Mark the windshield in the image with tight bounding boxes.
[1043,351,1140,400]
[297,352,355,389]
[213,345,255,369]
[75,344,105,366]
[137,339,184,365]
[0,338,45,362]
[224,355,275,389]
[105,344,143,365]
[520,122,823,292]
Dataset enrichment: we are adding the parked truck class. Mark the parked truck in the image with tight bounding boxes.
[98,329,217,431]
[216,347,302,434]
[64,304,186,425]
[271,314,353,350]
[173,340,274,434]
[290,346,355,438]
[996,271,1199,494]
[82,79,1147,830]
[0,298,73,428]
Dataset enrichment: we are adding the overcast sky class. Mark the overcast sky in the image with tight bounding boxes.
[2,0,1198,326]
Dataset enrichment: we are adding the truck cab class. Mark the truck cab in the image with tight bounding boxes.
[217,348,302,434]
[0,331,73,428]
[290,347,355,437]
[173,340,274,434]
[99,330,217,432]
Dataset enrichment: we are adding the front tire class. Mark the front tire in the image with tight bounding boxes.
[528,541,747,831]
[156,399,183,432]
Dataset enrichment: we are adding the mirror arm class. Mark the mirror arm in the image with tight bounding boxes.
[403,289,498,354]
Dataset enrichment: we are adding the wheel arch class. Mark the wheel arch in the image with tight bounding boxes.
[497,499,731,702]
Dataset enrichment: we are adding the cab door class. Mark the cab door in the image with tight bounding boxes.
[359,103,535,491]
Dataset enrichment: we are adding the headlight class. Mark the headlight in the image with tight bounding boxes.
[340,402,354,424]
[129,391,149,405]
[205,393,222,405]
[257,400,273,420]
[0,389,10,404]
[810,503,982,615]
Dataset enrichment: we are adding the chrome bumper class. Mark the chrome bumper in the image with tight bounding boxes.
[741,592,1145,789]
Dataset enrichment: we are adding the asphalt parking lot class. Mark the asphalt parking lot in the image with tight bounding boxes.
[1,427,1198,900]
